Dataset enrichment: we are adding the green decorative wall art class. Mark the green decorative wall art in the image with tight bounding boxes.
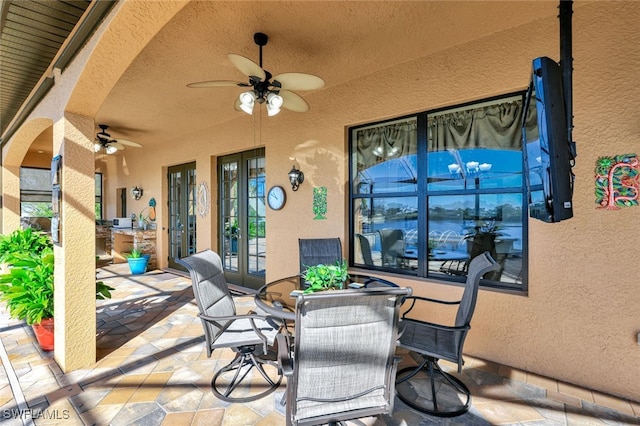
[595,153,639,209]
[313,187,327,220]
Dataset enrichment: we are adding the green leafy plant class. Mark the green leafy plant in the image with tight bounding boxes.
[302,259,349,294]
[124,248,144,258]
[96,281,115,300]
[0,249,54,325]
[0,228,52,263]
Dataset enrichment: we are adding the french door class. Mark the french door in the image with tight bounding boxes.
[218,149,265,290]
[168,162,197,270]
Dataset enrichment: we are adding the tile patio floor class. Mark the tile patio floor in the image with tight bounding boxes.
[0,263,639,425]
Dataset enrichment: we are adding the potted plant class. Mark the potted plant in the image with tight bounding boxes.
[0,229,114,351]
[464,219,502,258]
[301,259,349,294]
[0,248,55,349]
[124,247,150,274]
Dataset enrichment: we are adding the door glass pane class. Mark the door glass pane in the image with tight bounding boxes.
[169,170,183,260]
[247,157,266,276]
[221,162,239,272]
[186,167,197,256]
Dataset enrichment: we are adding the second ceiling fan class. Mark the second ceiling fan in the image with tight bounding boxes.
[95,124,142,154]
[187,32,325,116]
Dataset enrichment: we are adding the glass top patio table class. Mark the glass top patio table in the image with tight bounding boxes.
[254,273,399,321]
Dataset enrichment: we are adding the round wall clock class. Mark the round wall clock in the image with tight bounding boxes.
[267,185,286,210]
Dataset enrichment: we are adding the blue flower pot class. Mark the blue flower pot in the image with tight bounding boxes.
[127,255,149,275]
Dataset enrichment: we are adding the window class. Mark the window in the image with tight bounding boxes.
[20,168,105,232]
[20,167,53,232]
[95,173,103,220]
[350,93,533,291]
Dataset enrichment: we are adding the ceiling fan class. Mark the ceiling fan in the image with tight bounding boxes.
[94,124,142,154]
[187,32,325,116]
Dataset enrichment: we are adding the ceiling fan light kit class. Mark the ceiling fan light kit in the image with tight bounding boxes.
[94,124,142,155]
[187,32,324,115]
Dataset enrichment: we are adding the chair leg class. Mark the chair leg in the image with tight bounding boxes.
[211,345,283,403]
[396,355,471,417]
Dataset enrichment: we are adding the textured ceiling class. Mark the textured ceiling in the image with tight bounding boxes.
[94,1,562,149]
[2,1,565,154]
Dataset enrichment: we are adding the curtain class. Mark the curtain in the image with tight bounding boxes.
[427,99,537,151]
[355,118,418,171]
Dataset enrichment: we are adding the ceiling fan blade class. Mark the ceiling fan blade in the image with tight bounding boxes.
[280,89,309,113]
[228,53,266,80]
[109,142,126,151]
[115,139,142,148]
[187,80,249,88]
[273,73,325,91]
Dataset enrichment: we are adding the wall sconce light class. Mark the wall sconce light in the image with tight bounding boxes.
[288,166,304,191]
[131,186,144,200]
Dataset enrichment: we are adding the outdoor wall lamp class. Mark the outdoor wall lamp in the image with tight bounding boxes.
[131,186,144,200]
[288,166,304,191]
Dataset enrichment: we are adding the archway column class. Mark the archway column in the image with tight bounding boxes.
[53,113,96,371]
[0,163,21,234]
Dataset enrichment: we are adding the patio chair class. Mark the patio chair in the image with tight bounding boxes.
[356,233,374,266]
[298,238,342,272]
[395,251,499,417]
[277,286,412,426]
[176,249,282,402]
[378,229,405,267]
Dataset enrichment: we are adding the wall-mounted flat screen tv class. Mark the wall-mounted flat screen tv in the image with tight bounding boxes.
[522,56,576,223]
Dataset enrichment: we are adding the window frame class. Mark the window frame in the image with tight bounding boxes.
[348,92,529,293]
[95,172,103,220]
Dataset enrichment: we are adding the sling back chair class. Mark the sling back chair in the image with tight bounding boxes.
[298,237,343,272]
[278,287,412,426]
[177,249,282,402]
[395,251,499,417]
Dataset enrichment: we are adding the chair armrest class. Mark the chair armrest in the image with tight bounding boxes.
[198,312,271,323]
[401,317,470,333]
[402,295,460,317]
[198,312,276,346]
[276,333,294,377]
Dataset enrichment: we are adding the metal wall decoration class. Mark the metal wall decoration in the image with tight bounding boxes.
[197,181,209,217]
[595,153,639,209]
[313,186,327,220]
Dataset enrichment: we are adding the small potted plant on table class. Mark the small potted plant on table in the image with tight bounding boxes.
[301,259,349,294]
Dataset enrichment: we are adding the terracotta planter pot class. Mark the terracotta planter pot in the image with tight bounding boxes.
[32,318,54,351]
